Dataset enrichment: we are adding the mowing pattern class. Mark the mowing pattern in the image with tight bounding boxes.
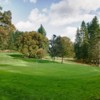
[0,53,100,100]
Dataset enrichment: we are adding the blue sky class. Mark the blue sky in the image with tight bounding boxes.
[0,0,100,42]
[1,0,60,23]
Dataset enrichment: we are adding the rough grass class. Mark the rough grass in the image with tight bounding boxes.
[0,53,100,100]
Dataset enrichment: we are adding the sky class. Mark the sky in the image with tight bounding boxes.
[0,0,100,42]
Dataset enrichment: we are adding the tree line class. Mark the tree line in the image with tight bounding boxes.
[0,7,48,58]
[0,7,99,65]
[74,16,100,66]
[0,7,74,63]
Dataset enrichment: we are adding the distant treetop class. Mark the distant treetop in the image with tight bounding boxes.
[38,24,46,36]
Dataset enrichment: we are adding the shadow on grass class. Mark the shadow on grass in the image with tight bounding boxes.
[8,53,58,64]
[8,53,23,59]
[33,59,57,64]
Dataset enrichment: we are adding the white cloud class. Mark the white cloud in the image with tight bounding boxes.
[49,0,98,26]
[61,0,100,11]
[61,27,77,42]
[16,21,34,31]
[29,8,48,25]
[15,0,100,42]
[16,8,48,32]
[42,8,48,13]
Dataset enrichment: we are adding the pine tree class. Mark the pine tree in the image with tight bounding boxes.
[89,16,99,40]
[81,21,89,62]
[74,28,81,60]
[75,21,89,63]
[89,16,100,65]
[75,16,100,66]
[38,24,46,36]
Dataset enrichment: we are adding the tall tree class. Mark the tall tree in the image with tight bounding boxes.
[81,21,89,62]
[38,24,46,36]
[75,16,100,66]
[49,34,57,60]
[89,16,100,65]
[89,16,100,40]
[74,28,81,60]
[0,7,15,50]
[74,27,84,61]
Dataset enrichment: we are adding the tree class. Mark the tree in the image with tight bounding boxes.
[74,28,83,60]
[49,34,57,60]
[38,24,46,36]
[89,16,100,40]
[3,11,12,25]
[75,21,90,63]
[0,27,8,49]
[74,16,100,66]
[55,36,73,63]
[81,21,89,62]
[8,32,15,50]
[0,7,16,50]
[88,16,100,65]
[18,31,48,58]
[90,36,100,66]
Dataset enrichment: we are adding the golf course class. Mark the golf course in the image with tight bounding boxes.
[0,0,100,99]
[0,52,100,100]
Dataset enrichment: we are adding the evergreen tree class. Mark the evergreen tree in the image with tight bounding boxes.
[89,16,100,40]
[38,24,46,36]
[81,21,89,62]
[89,16,100,65]
[74,28,81,60]
[75,16,100,66]
[74,23,85,61]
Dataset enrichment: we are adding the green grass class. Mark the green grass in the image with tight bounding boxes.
[0,53,100,100]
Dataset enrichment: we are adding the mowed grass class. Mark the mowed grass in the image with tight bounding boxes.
[0,53,100,100]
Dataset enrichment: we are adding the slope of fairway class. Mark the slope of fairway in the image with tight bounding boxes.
[0,53,100,100]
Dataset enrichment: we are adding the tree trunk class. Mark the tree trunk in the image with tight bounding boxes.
[98,58,100,67]
[54,57,55,61]
[52,57,55,61]
[61,57,63,64]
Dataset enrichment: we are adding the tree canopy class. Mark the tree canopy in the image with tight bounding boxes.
[49,35,74,63]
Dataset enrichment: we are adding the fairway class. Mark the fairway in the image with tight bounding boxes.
[0,53,100,100]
